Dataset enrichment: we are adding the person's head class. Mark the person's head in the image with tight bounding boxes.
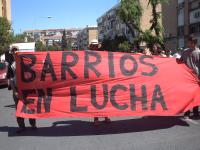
[143,48,151,55]
[11,46,19,58]
[152,43,161,55]
[88,39,101,50]
[188,35,198,50]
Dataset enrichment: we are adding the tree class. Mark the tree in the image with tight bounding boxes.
[136,30,162,52]
[116,0,143,41]
[117,0,169,53]
[13,33,26,43]
[13,33,35,43]
[0,17,13,55]
[147,0,168,49]
[101,35,132,52]
[35,41,46,51]
[118,41,132,52]
[61,30,67,50]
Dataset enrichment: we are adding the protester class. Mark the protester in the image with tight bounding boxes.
[88,39,111,126]
[179,35,200,118]
[143,47,152,55]
[88,39,102,50]
[152,43,162,55]
[173,48,182,58]
[7,46,37,133]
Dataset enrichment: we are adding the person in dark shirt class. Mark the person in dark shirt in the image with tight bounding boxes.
[180,35,200,118]
[8,46,37,133]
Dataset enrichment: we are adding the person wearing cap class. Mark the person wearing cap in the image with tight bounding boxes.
[8,46,37,133]
[179,35,200,118]
[88,39,111,126]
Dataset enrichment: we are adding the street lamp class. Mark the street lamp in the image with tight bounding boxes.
[34,16,53,30]
[40,16,53,19]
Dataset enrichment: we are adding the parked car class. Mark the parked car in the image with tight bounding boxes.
[0,62,8,86]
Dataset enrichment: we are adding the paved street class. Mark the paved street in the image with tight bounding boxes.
[0,86,200,150]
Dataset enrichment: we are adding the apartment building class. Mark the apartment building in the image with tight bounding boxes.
[0,0,11,21]
[97,1,161,46]
[77,26,98,50]
[97,0,200,50]
[97,4,134,44]
[162,0,178,50]
[189,0,200,47]
[178,0,200,48]
[24,28,81,47]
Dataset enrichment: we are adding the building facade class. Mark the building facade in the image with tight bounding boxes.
[189,0,200,48]
[97,1,161,46]
[162,0,178,51]
[0,0,11,21]
[97,4,134,44]
[77,26,98,50]
[24,28,81,48]
[177,0,200,48]
[97,0,200,51]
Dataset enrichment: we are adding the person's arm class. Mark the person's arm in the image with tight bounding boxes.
[190,51,200,80]
[195,52,200,79]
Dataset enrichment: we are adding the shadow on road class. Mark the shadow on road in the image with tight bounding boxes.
[0,116,189,137]
[0,85,7,89]
[4,104,16,108]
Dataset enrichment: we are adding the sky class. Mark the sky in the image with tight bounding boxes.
[11,0,118,34]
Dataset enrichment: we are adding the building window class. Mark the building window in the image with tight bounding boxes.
[178,2,184,9]
[190,23,200,34]
[194,11,200,19]
[178,26,184,36]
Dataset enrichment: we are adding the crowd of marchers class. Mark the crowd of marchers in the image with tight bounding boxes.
[2,34,200,134]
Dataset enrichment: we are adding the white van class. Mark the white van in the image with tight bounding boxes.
[10,42,35,52]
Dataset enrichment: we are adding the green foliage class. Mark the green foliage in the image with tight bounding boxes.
[0,17,13,54]
[47,44,61,51]
[116,0,169,52]
[101,35,132,52]
[147,0,169,49]
[118,41,132,52]
[13,33,34,43]
[148,0,169,6]
[116,0,143,38]
[35,41,46,51]
[35,41,61,51]
[136,30,163,52]
[13,33,26,43]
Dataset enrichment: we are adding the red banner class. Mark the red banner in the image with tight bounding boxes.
[15,51,200,118]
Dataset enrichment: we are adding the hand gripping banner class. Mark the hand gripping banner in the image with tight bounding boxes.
[15,51,200,118]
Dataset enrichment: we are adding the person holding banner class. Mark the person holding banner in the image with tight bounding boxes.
[180,35,200,118]
[88,39,111,126]
[8,46,37,133]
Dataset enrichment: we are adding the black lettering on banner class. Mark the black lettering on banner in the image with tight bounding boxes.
[108,52,115,78]
[21,89,36,114]
[91,84,108,109]
[41,53,57,81]
[37,88,52,113]
[110,84,128,110]
[84,51,101,78]
[20,54,36,83]
[130,84,148,111]
[140,55,158,76]
[61,51,78,80]
[120,54,138,76]
[151,85,167,110]
[70,86,87,112]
